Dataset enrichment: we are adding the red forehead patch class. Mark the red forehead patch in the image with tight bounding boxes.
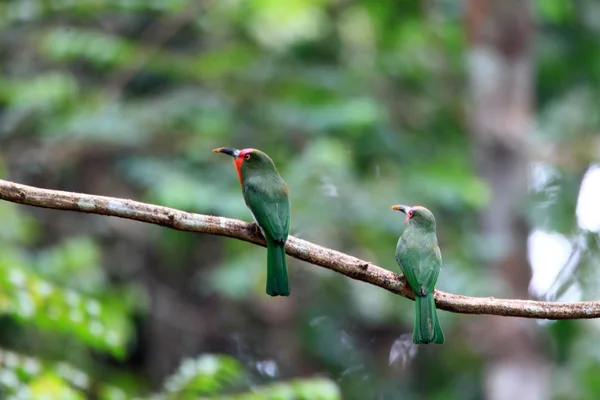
[238,148,257,158]
[233,148,257,184]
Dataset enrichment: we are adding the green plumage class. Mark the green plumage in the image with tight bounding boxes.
[266,239,289,296]
[393,205,444,344]
[242,164,291,296]
[214,147,291,297]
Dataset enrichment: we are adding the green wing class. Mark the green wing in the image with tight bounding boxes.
[243,185,290,242]
[396,242,441,294]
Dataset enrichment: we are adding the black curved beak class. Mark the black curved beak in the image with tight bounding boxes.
[212,147,240,158]
[391,205,410,214]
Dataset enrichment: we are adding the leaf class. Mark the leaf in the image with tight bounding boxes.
[0,264,131,358]
[162,354,246,397]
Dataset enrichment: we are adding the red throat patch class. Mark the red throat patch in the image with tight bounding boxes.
[405,208,411,224]
[233,157,243,184]
[233,148,255,184]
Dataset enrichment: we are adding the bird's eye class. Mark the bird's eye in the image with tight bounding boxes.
[244,154,251,161]
[408,210,413,218]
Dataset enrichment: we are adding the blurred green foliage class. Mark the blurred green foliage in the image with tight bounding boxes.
[0,0,599,398]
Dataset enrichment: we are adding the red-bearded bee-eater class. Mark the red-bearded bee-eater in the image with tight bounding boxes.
[213,147,291,297]
[392,205,445,344]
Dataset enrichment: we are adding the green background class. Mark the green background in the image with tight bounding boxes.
[0,0,598,399]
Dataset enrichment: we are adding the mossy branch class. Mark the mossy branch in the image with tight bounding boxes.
[0,179,597,320]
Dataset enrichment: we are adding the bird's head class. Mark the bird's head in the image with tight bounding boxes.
[391,204,436,229]
[212,147,277,183]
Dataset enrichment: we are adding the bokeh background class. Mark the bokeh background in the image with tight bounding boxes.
[1,0,599,399]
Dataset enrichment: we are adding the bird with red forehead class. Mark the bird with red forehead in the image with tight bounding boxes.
[391,204,445,344]
[213,147,291,296]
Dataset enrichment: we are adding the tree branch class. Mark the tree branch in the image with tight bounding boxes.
[0,178,597,320]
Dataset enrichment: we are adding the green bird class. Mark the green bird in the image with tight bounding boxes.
[213,147,291,296]
[392,204,445,344]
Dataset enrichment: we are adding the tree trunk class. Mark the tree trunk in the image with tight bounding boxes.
[466,1,549,399]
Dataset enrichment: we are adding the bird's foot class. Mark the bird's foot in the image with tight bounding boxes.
[249,221,261,236]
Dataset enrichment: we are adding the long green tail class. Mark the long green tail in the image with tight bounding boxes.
[413,292,444,344]
[266,239,290,296]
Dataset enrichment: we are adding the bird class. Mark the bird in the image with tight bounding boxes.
[213,147,291,296]
[391,204,445,344]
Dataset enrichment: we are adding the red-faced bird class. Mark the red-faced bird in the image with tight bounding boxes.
[392,205,444,344]
[213,147,291,296]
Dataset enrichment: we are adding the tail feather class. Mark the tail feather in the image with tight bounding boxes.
[266,240,290,296]
[413,292,444,344]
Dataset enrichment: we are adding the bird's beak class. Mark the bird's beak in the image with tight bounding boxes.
[212,147,240,158]
[391,205,410,214]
